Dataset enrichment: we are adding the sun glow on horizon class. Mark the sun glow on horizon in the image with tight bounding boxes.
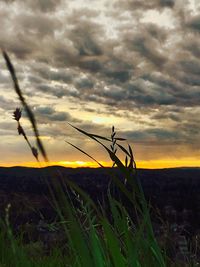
[1,159,200,169]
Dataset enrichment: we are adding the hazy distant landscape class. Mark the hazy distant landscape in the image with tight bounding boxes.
[1,166,200,264]
[1,166,200,224]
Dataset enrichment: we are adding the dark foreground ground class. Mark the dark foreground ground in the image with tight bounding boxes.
[0,166,200,262]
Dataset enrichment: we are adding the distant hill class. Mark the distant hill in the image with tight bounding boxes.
[0,166,200,210]
[0,166,199,195]
[0,166,200,227]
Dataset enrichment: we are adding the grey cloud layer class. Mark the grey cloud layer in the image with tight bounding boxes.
[0,0,200,154]
[33,106,80,123]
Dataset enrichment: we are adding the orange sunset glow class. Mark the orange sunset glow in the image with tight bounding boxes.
[2,159,200,169]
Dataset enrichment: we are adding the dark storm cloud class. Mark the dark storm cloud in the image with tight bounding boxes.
[31,64,73,83]
[151,109,182,122]
[124,128,182,143]
[160,0,175,8]
[123,117,200,149]
[27,0,63,12]
[187,15,200,32]
[102,58,131,83]
[181,75,200,86]
[79,59,102,72]
[0,0,14,3]
[75,77,94,89]
[101,85,126,102]
[147,106,200,148]
[51,43,79,68]
[139,73,193,106]
[154,113,181,122]
[184,37,200,58]
[34,106,80,123]
[144,24,167,42]
[0,11,61,60]
[48,19,104,70]
[9,44,33,60]
[69,25,103,57]
[179,58,200,76]
[17,13,61,37]
[0,0,62,12]
[122,23,168,68]
[36,84,69,98]
[115,0,175,11]
[131,36,167,67]
[127,85,177,106]
[67,22,105,73]
[28,75,44,84]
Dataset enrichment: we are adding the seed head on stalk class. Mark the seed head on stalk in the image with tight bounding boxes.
[3,51,48,162]
[12,108,39,162]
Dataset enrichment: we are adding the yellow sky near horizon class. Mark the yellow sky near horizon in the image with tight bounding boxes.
[1,159,200,169]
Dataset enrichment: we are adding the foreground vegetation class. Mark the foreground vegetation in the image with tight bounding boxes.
[0,51,198,266]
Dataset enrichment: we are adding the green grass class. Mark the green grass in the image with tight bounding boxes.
[0,51,198,266]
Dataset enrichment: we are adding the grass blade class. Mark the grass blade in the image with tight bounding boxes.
[2,51,48,162]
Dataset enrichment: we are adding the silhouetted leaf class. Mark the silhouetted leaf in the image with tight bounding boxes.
[114,138,126,141]
[66,141,104,168]
[125,156,128,167]
[117,144,131,157]
[67,123,111,141]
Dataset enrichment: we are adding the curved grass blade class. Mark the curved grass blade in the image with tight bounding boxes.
[117,144,131,157]
[66,141,104,168]
[67,123,111,141]
[89,134,111,142]
[114,138,126,141]
[102,218,126,267]
[2,51,48,162]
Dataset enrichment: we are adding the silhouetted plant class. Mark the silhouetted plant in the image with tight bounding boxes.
[3,51,48,162]
[13,107,39,162]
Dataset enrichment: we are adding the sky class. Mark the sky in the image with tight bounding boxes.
[0,0,200,168]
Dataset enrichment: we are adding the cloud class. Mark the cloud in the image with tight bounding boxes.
[27,0,63,12]
[187,15,200,32]
[124,127,182,143]
[69,25,103,57]
[31,64,73,83]
[0,9,62,59]
[160,0,175,8]
[0,0,62,12]
[1,0,200,164]
[75,77,94,89]
[33,106,80,123]
[132,35,167,67]
[115,0,175,11]
[36,84,66,98]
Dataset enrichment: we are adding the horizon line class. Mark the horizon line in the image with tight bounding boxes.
[0,159,200,169]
